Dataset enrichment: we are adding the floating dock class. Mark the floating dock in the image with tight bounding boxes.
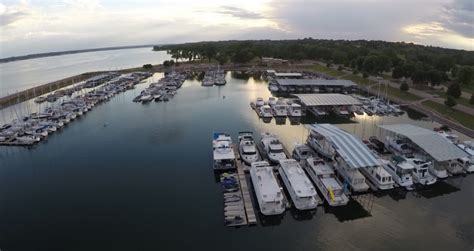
[234,147,257,225]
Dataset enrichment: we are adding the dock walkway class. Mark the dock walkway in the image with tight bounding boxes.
[234,148,257,225]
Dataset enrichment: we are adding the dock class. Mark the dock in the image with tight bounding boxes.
[234,147,257,225]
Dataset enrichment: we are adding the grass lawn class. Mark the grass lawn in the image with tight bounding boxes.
[461,84,474,95]
[421,100,474,130]
[307,64,347,77]
[425,90,474,108]
[370,84,423,101]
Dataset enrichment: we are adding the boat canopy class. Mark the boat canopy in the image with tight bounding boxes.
[308,124,379,169]
[378,124,468,162]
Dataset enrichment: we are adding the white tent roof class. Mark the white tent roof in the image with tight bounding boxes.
[293,94,361,106]
[378,124,468,162]
[308,124,379,169]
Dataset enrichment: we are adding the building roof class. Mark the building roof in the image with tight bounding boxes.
[378,124,468,162]
[293,94,361,106]
[308,124,380,169]
[277,79,356,87]
[274,73,303,77]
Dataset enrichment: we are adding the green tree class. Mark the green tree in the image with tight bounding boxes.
[332,50,348,65]
[362,72,369,78]
[400,82,409,92]
[428,70,442,86]
[216,53,228,65]
[447,83,462,98]
[163,60,171,67]
[445,96,457,108]
[458,66,473,85]
[392,66,404,79]
[142,64,153,70]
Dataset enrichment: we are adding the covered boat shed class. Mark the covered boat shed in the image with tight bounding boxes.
[277,79,356,87]
[308,124,379,169]
[377,124,468,162]
[293,94,361,107]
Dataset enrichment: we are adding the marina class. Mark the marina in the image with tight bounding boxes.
[1,69,473,250]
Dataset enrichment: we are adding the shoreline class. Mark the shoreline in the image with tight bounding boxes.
[0,45,154,64]
[1,61,473,138]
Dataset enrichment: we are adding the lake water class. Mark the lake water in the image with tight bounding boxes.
[0,73,473,250]
[0,48,170,96]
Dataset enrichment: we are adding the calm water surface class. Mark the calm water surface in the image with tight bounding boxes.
[0,73,473,250]
[0,48,170,96]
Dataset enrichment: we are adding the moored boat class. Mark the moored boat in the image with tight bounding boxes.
[278,159,319,210]
[250,161,286,215]
[303,157,349,206]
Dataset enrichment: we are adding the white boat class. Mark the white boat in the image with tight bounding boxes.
[359,163,395,190]
[457,142,474,172]
[287,103,303,117]
[255,97,265,107]
[269,84,279,92]
[250,161,286,215]
[278,159,319,210]
[382,156,414,190]
[333,157,370,192]
[456,157,474,173]
[140,94,153,102]
[309,107,327,116]
[306,130,336,159]
[16,135,40,144]
[213,133,236,170]
[436,130,459,143]
[303,158,349,206]
[238,132,261,165]
[334,106,351,117]
[384,136,413,155]
[292,144,317,162]
[405,157,437,185]
[268,97,277,107]
[258,105,273,118]
[445,159,465,175]
[272,104,288,117]
[259,132,287,164]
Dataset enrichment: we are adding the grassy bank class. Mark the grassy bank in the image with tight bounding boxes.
[370,84,423,101]
[425,90,474,108]
[421,100,474,130]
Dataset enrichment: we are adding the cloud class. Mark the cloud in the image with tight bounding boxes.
[214,6,264,19]
[440,0,473,38]
[0,2,30,26]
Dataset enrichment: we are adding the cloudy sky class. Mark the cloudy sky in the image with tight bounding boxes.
[0,0,472,57]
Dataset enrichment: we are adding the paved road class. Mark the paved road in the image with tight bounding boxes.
[367,76,474,116]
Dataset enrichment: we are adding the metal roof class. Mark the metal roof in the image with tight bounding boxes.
[274,73,303,77]
[277,79,356,87]
[378,124,468,162]
[293,94,361,106]
[308,124,380,169]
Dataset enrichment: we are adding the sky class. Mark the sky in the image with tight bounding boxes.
[0,0,473,57]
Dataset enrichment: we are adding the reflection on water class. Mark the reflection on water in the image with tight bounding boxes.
[322,199,372,222]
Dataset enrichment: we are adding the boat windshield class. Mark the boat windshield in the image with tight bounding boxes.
[270,149,284,154]
[243,150,257,155]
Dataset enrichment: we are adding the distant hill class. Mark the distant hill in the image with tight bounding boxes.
[0,45,155,63]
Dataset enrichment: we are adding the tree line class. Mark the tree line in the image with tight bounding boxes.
[153,39,474,88]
